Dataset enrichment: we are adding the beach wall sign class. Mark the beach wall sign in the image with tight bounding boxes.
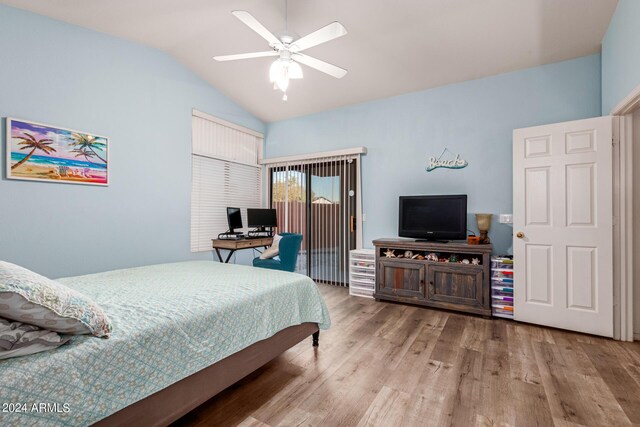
[6,118,109,186]
[426,147,468,172]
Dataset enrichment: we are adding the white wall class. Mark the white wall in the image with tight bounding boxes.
[634,109,640,339]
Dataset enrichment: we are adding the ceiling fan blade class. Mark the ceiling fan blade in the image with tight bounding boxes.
[292,53,347,79]
[214,51,278,61]
[292,22,347,52]
[232,11,282,48]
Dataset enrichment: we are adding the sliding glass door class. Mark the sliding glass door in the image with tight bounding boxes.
[270,156,357,286]
[308,160,356,285]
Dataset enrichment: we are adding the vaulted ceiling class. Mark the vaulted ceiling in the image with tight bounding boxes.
[0,0,618,122]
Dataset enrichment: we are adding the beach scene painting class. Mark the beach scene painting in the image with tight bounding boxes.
[7,118,108,186]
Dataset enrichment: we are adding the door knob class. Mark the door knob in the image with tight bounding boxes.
[516,231,525,239]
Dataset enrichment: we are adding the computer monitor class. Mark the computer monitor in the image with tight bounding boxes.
[226,207,243,233]
[247,208,278,231]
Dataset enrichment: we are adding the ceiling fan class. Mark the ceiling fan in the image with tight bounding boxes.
[214,10,348,100]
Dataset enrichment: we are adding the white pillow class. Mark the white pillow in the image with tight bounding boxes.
[260,234,283,260]
[0,261,112,337]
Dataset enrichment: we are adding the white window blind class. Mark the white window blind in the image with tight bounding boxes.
[190,111,263,252]
[264,150,364,282]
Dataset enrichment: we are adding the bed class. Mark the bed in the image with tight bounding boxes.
[0,261,330,426]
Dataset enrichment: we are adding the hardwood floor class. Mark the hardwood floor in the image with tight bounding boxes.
[174,284,640,427]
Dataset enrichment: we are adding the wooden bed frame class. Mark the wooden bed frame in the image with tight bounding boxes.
[93,323,319,426]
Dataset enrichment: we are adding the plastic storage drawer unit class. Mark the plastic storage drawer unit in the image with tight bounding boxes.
[491,257,514,319]
[349,249,376,298]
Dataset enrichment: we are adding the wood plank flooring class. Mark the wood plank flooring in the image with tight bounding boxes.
[173,284,640,427]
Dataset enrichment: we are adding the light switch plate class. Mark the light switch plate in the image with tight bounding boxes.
[499,214,513,224]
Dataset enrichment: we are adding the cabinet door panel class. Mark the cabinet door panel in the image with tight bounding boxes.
[428,265,483,308]
[377,259,426,300]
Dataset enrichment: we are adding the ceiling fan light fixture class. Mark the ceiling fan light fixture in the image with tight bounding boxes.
[269,59,282,83]
[269,59,293,92]
[288,60,303,79]
[276,75,289,92]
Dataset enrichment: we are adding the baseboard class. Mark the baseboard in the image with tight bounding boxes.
[635,332,640,342]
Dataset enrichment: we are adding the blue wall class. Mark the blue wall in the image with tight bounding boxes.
[602,0,640,114]
[0,4,607,276]
[266,55,602,255]
[0,6,265,278]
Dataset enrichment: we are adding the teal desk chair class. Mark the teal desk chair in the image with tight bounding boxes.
[252,233,302,272]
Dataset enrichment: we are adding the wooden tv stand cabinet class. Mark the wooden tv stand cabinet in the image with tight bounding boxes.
[373,239,492,316]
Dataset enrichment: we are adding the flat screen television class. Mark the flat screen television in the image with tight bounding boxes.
[247,208,278,230]
[226,207,243,233]
[399,195,467,241]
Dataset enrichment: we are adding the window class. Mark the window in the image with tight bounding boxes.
[190,110,263,252]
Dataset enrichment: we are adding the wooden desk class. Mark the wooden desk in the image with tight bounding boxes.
[211,237,273,263]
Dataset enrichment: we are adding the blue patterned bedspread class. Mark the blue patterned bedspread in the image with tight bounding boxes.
[0,261,330,426]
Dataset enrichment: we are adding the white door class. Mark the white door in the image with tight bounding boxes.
[513,116,613,337]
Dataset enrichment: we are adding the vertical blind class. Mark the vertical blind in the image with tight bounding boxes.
[267,154,359,284]
[190,111,263,252]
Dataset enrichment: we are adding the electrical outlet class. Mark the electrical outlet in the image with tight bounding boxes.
[499,214,513,224]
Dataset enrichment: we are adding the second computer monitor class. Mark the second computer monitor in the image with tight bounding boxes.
[247,208,278,231]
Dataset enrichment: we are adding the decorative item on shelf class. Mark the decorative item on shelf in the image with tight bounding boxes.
[449,254,459,263]
[461,259,470,264]
[475,213,493,244]
[471,257,480,265]
[397,254,404,258]
[411,254,420,259]
[404,250,413,258]
[439,257,449,263]
[384,249,396,258]
[467,234,480,245]
[416,254,425,260]
[426,253,439,262]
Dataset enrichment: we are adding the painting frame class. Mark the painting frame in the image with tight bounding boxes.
[6,117,109,186]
